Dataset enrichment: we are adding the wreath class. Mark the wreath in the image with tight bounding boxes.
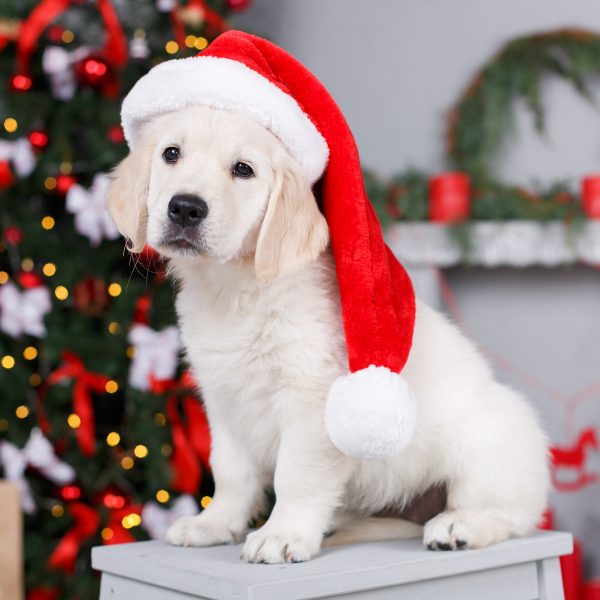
[369,28,600,224]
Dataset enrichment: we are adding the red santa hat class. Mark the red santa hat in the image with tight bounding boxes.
[121,31,417,459]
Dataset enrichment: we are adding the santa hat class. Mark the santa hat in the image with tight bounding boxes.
[121,31,417,459]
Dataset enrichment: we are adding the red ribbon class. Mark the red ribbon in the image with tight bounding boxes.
[104,504,142,545]
[151,372,211,495]
[48,503,99,573]
[16,0,127,75]
[46,352,111,456]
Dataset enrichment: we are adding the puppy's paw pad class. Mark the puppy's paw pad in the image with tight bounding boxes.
[423,512,472,551]
[165,516,236,547]
[241,529,319,564]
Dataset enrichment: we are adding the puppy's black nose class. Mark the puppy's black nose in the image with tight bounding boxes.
[168,194,208,228]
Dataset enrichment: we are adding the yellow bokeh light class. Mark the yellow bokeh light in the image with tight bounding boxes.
[156,489,170,503]
[121,513,141,529]
[161,443,172,457]
[101,527,113,540]
[67,413,81,429]
[200,496,212,509]
[107,282,122,297]
[105,380,119,394]
[106,431,121,447]
[29,373,42,387]
[43,262,57,276]
[2,355,15,369]
[0,271,8,284]
[41,216,55,230]
[23,346,38,360]
[59,161,72,175]
[154,412,166,426]
[16,405,29,419]
[3,117,17,133]
[165,40,179,54]
[0,419,8,431]
[108,321,120,334]
[126,345,135,358]
[54,285,69,300]
[133,28,146,39]
[195,37,208,50]
[134,444,148,458]
[185,34,197,48]
[44,177,57,190]
[21,257,34,271]
[121,456,134,470]
[61,30,74,43]
[51,504,64,518]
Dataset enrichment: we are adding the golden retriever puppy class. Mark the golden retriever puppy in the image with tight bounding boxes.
[108,105,549,564]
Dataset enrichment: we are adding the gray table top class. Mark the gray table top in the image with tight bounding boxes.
[92,530,572,600]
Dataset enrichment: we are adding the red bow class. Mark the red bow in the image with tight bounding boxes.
[46,352,111,456]
[16,0,127,75]
[151,372,211,495]
[48,503,99,573]
[104,504,142,545]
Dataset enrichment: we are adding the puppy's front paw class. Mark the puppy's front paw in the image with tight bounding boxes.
[165,516,240,547]
[241,527,321,564]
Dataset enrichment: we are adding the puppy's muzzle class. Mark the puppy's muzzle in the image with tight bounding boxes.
[168,194,208,229]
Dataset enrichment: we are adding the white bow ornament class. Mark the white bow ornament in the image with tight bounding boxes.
[0,282,52,338]
[0,428,76,514]
[142,495,198,540]
[128,325,181,390]
[66,173,120,246]
[0,138,36,177]
[42,46,90,100]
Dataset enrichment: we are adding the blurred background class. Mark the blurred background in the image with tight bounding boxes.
[0,1,599,599]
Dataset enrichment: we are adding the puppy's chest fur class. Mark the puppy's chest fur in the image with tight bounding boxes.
[172,254,346,467]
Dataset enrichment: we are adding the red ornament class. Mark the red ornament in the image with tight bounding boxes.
[581,175,600,219]
[17,271,43,289]
[429,172,471,223]
[0,161,14,189]
[73,277,111,316]
[3,226,23,245]
[102,492,126,509]
[108,125,125,144]
[55,174,76,195]
[77,56,109,88]
[29,130,49,150]
[536,507,554,530]
[60,485,81,501]
[11,73,33,91]
[227,0,251,9]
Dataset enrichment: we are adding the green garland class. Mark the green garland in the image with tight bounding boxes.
[370,28,600,224]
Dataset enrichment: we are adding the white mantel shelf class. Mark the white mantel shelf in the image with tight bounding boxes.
[385,221,600,268]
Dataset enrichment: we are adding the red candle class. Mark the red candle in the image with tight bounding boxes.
[582,175,600,219]
[429,172,471,223]
[583,579,600,600]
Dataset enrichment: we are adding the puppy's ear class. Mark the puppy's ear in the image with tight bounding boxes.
[255,157,329,285]
[107,136,154,252]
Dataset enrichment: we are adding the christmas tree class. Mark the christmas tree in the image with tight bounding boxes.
[0,2,248,598]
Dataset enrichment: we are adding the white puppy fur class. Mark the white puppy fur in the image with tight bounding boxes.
[108,105,550,563]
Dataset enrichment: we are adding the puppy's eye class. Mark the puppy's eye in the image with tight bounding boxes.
[233,161,254,178]
[163,146,180,164]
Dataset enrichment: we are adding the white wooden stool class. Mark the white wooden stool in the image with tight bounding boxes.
[92,530,572,600]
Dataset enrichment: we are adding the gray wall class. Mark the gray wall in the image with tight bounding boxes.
[233,0,600,577]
